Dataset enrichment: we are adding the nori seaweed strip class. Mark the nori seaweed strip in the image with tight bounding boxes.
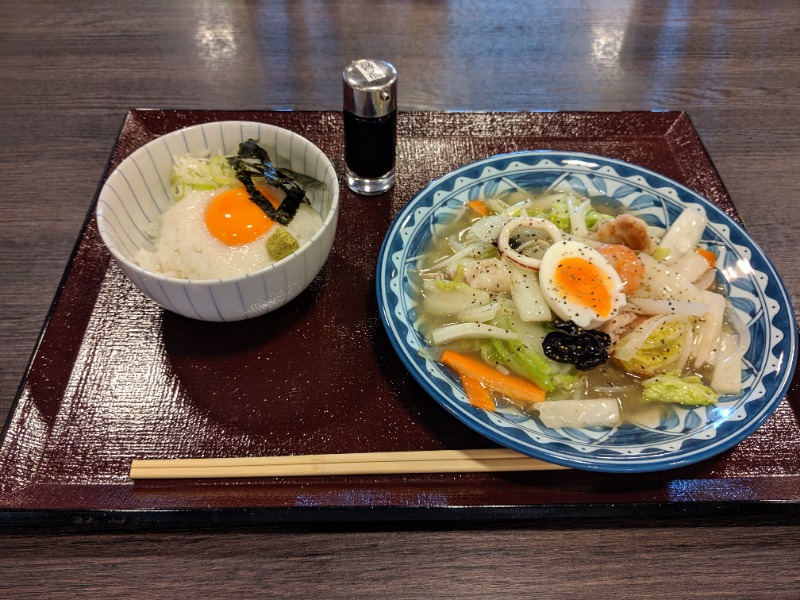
[277,186,306,219]
[236,169,292,226]
[278,168,326,190]
[228,139,325,226]
[238,139,271,163]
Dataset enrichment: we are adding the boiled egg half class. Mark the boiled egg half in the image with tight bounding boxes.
[538,240,626,329]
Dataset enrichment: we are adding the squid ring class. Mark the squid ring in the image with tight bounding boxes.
[497,216,562,270]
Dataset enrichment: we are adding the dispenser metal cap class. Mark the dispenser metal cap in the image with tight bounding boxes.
[343,59,398,119]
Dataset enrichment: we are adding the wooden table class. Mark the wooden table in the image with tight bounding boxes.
[1,1,798,596]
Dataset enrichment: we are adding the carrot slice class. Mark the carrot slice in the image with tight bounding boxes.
[441,349,546,405]
[467,200,490,216]
[696,248,716,268]
[460,374,496,412]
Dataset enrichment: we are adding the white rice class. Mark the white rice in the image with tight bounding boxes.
[134,187,323,280]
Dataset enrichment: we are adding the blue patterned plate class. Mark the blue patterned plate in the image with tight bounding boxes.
[376,151,797,472]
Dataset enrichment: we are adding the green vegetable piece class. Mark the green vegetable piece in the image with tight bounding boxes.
[544,200,570,231]
[434,264,465,291]
[208,154,240,186]
[266,226,300,261]
[585,209,612,229]
[642,372,718,406]
[474,244,501,260]
[617,321,688,376]
[652,246,671,262]
[170,152,242,200]
[477,316,582,394]
[480,338,556,393]
[619,345,682,375]
[170,176,186,201]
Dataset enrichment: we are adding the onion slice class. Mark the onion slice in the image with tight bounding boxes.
[627,297,711,317]
[430,322,516,345]
[505,259,552,322]
[567,195,591,238]
[469,215,511,243]
[659,205,708,260]
[692,290,726,368]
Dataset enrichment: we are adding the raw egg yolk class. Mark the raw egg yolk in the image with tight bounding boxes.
[205,186,278,246]
[553,257,614,318]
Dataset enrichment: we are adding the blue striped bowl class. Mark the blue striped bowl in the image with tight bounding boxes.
[377,151,797,472]
[97,121,339,321]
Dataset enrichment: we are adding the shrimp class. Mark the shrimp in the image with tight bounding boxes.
[596,214,656,254]
[597,244,644,294]
[461,258,512,292]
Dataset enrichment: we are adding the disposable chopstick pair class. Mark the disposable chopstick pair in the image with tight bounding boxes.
[129,448,569,479]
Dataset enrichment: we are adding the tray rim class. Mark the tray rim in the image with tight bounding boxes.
[2,497,800,528]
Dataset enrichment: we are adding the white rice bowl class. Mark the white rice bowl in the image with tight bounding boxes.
[96,120,339,322]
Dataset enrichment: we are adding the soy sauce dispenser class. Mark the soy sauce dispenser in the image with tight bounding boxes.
[342,59,398,195]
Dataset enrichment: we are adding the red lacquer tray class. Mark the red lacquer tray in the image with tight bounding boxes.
[2,110,799,526]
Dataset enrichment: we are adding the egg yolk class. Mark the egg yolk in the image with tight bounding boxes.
[204,186,278,246]
[553,257,614,318]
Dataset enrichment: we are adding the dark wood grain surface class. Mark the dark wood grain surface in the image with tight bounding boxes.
[2,1,799,597]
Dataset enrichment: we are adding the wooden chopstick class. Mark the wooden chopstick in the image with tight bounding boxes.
[129,449,569,479]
